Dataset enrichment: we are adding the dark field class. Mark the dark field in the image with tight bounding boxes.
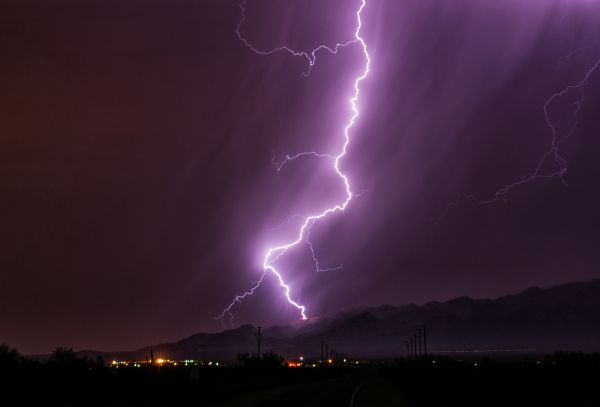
[1,348,599,406]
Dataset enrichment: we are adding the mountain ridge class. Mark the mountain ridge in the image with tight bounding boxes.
[77,279,600,361]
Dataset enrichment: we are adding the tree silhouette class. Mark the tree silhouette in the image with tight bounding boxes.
[0,343,22,371]
[50,347,77,364]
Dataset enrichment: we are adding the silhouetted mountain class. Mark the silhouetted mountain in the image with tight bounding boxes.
[78,279,600,361]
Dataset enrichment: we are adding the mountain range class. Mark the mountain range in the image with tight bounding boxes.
[80,279,600,361]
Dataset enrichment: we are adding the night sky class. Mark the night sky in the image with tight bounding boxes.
[2,0,600,354]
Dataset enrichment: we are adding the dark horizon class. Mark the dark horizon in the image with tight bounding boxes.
[2,0,600,355]
[28,277,600,359]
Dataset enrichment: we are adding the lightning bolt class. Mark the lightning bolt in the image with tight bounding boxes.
[235,0,358,77]
[271,150,337,173]
[306,220,343,273]
[436,54,600,222]
[216,271,267,327]
[217,0,370,324]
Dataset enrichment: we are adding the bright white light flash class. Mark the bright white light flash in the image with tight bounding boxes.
[217,0,371,324]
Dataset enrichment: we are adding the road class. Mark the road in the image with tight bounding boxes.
[209,368,409,407]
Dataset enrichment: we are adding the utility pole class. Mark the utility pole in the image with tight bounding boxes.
[418,329,422,357]
[255,326,263,358]
[412,335,416,358]
[321,341,324,364]
[423,325,427,356]
[405,340,409,359]
[414,334,418,357]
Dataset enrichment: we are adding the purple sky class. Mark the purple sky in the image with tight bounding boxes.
[2,0,600,354]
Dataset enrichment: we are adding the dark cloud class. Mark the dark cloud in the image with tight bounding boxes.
[1,0,599,353]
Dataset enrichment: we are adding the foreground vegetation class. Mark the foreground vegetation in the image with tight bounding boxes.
[1,343,599,406]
